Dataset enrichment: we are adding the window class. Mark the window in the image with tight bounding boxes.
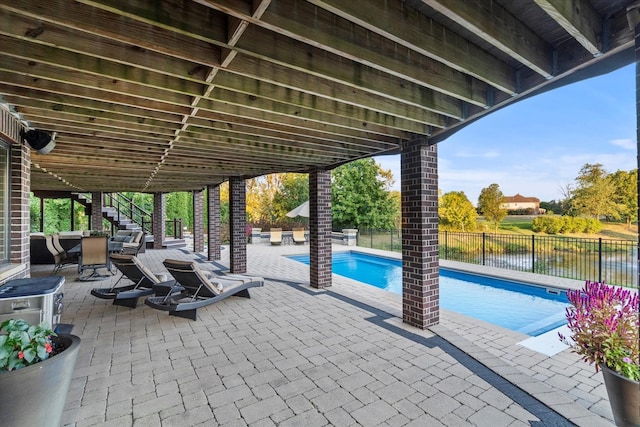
[0,142,8,263]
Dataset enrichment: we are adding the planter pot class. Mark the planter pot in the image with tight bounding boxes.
[0,334,81,427]
[601,364,640,427]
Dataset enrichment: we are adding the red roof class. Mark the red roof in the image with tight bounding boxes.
[504,194,540,203]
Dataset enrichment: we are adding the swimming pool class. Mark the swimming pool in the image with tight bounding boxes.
[287,251,569,336]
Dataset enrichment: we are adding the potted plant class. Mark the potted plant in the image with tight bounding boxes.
[559,280,639,427]
[0,319,80,426]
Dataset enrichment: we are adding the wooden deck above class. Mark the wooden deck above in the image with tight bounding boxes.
[0,0,636,192]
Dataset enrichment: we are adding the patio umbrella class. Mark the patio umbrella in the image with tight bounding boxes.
[286,200,309,218]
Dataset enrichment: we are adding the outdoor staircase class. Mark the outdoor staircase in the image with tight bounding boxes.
[71,192,186,250]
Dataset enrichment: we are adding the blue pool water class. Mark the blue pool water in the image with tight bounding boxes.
[287,251,569,336]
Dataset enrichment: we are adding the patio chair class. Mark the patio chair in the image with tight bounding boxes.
[45,234,77,274]
[144,259,264,320]
[52,234,80,264]
[292,227,306,244]
[90,254,176,308]
[77,235,112,281]
[269,228,282,245]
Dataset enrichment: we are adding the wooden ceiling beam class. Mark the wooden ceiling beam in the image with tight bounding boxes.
[74,0,463,119]
[0,85,184,123]
[306,0,517,94]
[421,0,554,78]
[232,26,466,117]
[534,0,602,56]
[203,84,436,135]
[0,0,224,66]
[0,70,191,116]
[239,0,488,105]
[19,109,177,138]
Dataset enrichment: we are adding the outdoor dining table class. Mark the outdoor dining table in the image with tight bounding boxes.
[67,240,124,280]
[67,241,124,257]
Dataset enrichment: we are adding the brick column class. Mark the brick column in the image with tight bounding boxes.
[90,192,103,231]
[401,138,439,329]
[10,142,30,276]
[153,192,166,249]
[229,177,246,273]
[309,170,332,289]
[192,189,204,253]
[207,184,221,260]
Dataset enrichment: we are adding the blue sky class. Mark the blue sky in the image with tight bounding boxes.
[376,64,636,204]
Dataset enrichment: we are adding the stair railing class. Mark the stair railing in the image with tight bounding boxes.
[102,193,153,234]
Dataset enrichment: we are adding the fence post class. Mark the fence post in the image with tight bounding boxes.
[390,230,393,250]
[370,229,373,248]
[482,233,486,266]
[598,237,602,283]
[531,234,535,273]
[445,231,448,259]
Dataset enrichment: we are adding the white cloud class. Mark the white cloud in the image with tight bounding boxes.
[609,138,635,150]
[451,148,500,158]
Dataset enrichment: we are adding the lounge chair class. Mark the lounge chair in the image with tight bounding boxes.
[270,228,282,245]
[90,254,176,308]
[292,227,306,244]
[144,259,264,320]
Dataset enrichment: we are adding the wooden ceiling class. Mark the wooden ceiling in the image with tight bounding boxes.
[0,0,636,193]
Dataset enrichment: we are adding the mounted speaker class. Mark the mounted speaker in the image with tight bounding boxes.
[21,129,56,154]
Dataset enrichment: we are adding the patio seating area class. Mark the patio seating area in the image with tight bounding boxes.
[30,244,615,426]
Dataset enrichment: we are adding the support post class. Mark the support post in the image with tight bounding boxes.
[229,177,246,273]
[401,138,439,329]
[153,193,165,249]
[309,170,332,288]
[90,192,103,231]
[207,184,221,261]
[193,189,204,253]
[9,142,30,274]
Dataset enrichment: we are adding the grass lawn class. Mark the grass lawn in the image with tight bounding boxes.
[479,216,638,241]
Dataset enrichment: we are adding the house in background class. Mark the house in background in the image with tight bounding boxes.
[501,194,541,215]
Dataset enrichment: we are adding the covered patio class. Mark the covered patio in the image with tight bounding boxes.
[30,244,614,425]
[1,0,637,329]
[0,1,638,425]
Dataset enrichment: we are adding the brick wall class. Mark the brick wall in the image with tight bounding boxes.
[207,184,221,261]
[9,143,30,276]
[153,192,166,249]
[309,170,332,289]
[229,178,246,273]
[192,189,204,253]
[401,138,439,329]
[90,192,103,231]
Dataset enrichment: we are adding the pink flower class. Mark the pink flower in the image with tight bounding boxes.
[18,351,24,360]
[45,342,52,353]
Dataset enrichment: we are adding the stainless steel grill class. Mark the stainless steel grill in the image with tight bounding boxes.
[0,276,64,328]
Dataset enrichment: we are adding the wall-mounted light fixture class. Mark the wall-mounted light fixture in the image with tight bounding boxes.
[21,129,56,154]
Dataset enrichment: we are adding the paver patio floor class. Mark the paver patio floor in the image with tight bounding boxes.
[30,243,615,426]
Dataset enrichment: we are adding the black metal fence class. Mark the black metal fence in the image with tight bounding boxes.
[356,229,638,287]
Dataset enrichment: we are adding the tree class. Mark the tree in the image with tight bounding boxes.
[165,192,192,232]
[610,169,638,229]
[439,191,477,231]
[570,163,620,219]
[246,174,282,224]
[331,158,396,229]
[272,173,309,221]
[477,183,507,232]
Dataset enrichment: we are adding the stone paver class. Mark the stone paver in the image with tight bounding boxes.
[29,242,615,426]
